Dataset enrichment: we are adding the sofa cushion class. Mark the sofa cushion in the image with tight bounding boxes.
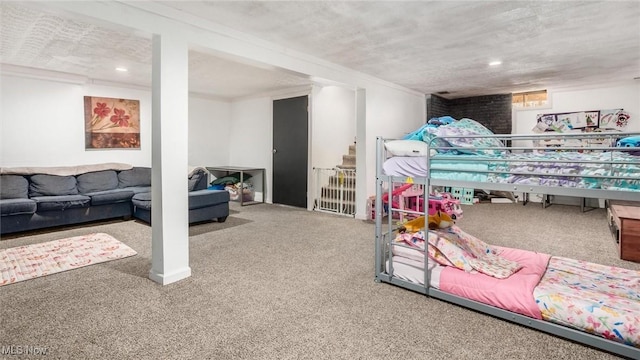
[0,198,37,216]
[118,167,151,188]
[1,175,29,199]
[84,189,135,206]
[120,186,151,194]
[31,195,91,212]
[132,190,230,212]
[189,189,230,210]
[77,170,119,194]
[29,174,78,197]
[131,192,152,210]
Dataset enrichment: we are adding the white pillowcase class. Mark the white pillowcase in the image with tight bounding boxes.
[384,140,433,157]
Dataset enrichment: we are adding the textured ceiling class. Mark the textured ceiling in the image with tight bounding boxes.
[0,2,312,99]
[1,1,639,99]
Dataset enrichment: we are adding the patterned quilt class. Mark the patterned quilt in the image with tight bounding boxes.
[428,150,640,191]
[486,151,640,190]
[534,256,640,347]
[402,116,640,190]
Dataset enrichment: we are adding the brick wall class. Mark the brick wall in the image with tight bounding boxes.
[427,94,512,134]
[427,94,450,120]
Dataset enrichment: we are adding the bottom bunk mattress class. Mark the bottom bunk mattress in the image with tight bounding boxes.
[534,256,640,347]
[389,245,550,318]
[387,253,443,289]
[388,244,640,347]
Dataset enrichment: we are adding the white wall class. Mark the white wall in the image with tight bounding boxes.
[188,95,232,167]
[513,81,640,140]
[311,85,356,168]
[228,97,273,202]
[0,75,231,169]
[228,97,272,168]
[0,75,152,167]
[364,86,426,198]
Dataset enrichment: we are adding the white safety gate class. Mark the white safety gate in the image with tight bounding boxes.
[313,168,356,217]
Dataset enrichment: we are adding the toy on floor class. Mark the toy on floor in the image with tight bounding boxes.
[382,184,464,222]
[428,193,463,220]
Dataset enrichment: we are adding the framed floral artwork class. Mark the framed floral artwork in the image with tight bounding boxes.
[84,96,140,149]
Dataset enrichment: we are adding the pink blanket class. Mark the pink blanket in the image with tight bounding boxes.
[439,246,551,319]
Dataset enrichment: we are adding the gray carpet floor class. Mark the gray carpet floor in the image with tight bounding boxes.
[0,201,637,360]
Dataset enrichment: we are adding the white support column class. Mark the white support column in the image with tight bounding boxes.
[355,88,367,220]
[148,33,191,285]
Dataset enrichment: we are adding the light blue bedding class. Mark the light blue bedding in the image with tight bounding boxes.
[390,117,639,191]
[386,151,640,191]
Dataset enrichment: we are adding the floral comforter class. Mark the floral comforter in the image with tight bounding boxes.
[394,225,522,279]
[486,151,640,190]
[408,117,640,191]
[534,256,640,347]
[429,150,640,191]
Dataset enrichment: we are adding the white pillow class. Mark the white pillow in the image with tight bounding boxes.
[384,140,433,156]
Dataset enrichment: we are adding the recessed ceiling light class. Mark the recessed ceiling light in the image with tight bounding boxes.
[115,67,128,72]
[489,61,502,66]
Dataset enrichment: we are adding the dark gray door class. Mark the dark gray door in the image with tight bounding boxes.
[273,96,308,208]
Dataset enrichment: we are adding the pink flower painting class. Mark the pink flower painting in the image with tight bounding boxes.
[84,96,140,149]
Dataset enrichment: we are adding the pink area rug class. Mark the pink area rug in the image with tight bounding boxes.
[0,233,137,287]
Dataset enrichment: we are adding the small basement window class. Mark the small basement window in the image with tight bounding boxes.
[512,90,548,108]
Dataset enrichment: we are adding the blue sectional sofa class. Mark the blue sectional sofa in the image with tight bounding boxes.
[131,189,229,225]
[0,164,229,235]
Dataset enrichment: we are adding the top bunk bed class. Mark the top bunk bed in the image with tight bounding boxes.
[377,117,640,202]
[374,117,640,359]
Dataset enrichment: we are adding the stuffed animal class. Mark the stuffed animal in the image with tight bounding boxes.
[616,136,640,156]
[428,210,454,230]
[397,211,455,233]
[617,135,640,147]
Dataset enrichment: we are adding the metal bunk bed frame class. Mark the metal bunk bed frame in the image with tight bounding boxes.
[374,133,640,359]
